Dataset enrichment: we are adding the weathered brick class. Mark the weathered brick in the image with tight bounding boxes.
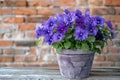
[90,0,103,6]
[15,40,35,46]
[37,8,54,16]
[0,55,13,62]
[53,0,75,6]
[92,8,115,15]
[3,17,24,23]
[115,8,120,15]
[14,8,37,15]
[14,55,25,62]
[100,62,114,66]
[116,32,120,39]
[108,47,119,53]
[92,62,101,67]
[25,31,36,39]
[28,0,51,7]
[94,55,105,61]
[0,9,2,15]
[114,40,120,47]
[4,0,27,7]
[0,34,3,38]
[25,56,37,62]
[79,0,88,5]
[27,16,48,23]
[2,8,12,15]
[24,63,39,67]
[29,47,37,55]
[4,48,26,55]
[107,55,120,61]
[0,40,13,46]
[15,0,27,7]
[102,47,108,53]
[19,23,35,31]
[7,63,24,67]
[0,49,2,54]
[40,63,58,67]
[104,16,120,22]
[104,0,120,6]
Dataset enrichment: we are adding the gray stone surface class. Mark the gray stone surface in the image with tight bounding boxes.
[0,67,120,80]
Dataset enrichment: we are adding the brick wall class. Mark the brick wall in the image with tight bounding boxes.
[0,0,120,67]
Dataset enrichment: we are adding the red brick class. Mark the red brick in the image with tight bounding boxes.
[116,32,120,39]
[28,0,51,7]
[53,0,75,6]
[27,16,48,23]
[3,17,24,23]
[100,62,114,66]
[19,23,36,31]
[79,0,88,5]
[115,8,120,15]
[40,63,58,67]
[107,40,113,47]
[15,0,27,7]
[94,55,105,61]
[102,47,108,53]
[14,8,37,15]
[4,0,27,7]
[0,34,3,38]
[104,16,120,22]
[37,8,54,16]
[108,47,119,53]
[4,49,13,55]
[26,31,36,39]
[0,56,13,62]
[91,8,115,15]
[0,49,2,54]
[14,55,25,62]
[25,56,37,62]
[0,40,13,46]
[2,8,12,15]
[24,63,39,67]
[29,47,37,55]
[92,62,101,67]
[104,0,120,6]
[107,55,120,61]
[7,63,24,67]
[0,9,2,15]
[90,0,103,6]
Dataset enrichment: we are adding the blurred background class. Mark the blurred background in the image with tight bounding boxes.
[0,0,120,67]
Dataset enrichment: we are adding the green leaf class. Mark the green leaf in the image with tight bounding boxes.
[52,43,59,48]
[64,41,71,49]
[56,46,62,52]
[36,40,39,46]
[87,36,95,42]
[95,48,101,54]
[81,43,89,51]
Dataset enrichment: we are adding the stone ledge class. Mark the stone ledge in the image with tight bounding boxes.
[0,67,120,80]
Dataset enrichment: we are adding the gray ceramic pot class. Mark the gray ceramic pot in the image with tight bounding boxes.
[57,50,95,79]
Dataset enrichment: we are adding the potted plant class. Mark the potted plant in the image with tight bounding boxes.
[35,9,114,79]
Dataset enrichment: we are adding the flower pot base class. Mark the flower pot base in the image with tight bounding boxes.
[57,50,95,79]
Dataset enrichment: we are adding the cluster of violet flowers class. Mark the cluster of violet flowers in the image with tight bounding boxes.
[36,9,114,45]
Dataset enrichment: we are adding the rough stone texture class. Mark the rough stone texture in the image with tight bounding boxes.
[0,67,120,80]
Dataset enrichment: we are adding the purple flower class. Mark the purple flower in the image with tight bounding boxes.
[35,26,43,39]
[75,16,85,28]
[44,35,54,45]
[87,25,98,36]
[44,18,56,30]
[95,16,105,27]
[106,21,115,38]
[57,24,68,34]
[85,16,97,27]
[95,30,104,40]
[43,27,53,36]
[85,10,90,17]
[74,27,88,41]
[53,33,64,42]
[74,10,82,18]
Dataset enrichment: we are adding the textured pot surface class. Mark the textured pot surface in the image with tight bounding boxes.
[57,50,95,79]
